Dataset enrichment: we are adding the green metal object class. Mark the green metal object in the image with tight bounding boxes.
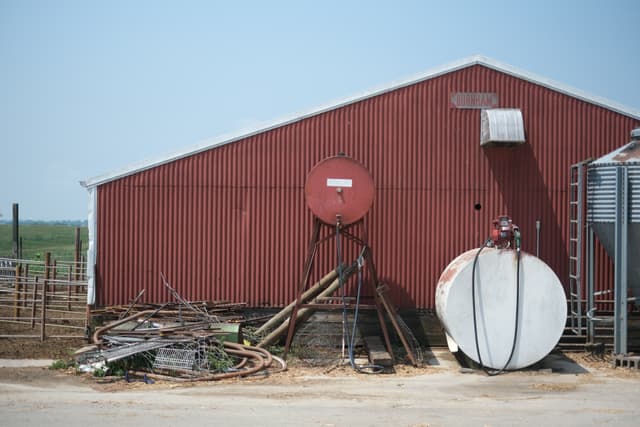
[209,323,241,343]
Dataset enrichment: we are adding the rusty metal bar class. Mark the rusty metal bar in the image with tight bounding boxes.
[300,303,378,310]
[284,217,322,357]
[363,246,396,362]
[0,335,85,339]
[119,289,146,320]
[0,319,86,330]
[376,283,418,366]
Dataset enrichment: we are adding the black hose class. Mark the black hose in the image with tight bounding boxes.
[348,250,384,374]
[471,240,490,371]
[336,225,383,374]
[471,240,521,376]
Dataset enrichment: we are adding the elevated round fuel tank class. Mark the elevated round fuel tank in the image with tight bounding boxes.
[305,155,375,225]
[435,248,566,370]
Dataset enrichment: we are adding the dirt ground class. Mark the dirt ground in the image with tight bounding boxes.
[0,343,637,388]
[1,333,638,389]
[3,299,639,426]
[0,337,87,359]
[3,356,636,391]
[0,304,87,359]
[1,348,639,427]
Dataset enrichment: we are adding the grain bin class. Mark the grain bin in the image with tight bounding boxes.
[587,129,640,301]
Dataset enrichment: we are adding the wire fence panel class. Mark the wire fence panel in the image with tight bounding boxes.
[0,257,88,340]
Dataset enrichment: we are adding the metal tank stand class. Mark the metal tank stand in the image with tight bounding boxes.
[283,217,414,363]
[613,167,629,355]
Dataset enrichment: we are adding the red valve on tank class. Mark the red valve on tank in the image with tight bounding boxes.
[490,215,520,249]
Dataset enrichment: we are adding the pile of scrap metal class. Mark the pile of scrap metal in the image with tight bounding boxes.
[91,299,248,323]
[75,277,286,382]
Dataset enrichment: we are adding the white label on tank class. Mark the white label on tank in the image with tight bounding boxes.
[327,178,352,188]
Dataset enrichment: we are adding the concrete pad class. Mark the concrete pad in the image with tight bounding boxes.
[0,359,54,368]
[1,360,638,427]
[423,348,460,369]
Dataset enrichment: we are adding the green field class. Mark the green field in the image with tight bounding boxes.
[0,224,89,261]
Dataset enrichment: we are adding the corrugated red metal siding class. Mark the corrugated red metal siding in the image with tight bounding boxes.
[96,64,639,307]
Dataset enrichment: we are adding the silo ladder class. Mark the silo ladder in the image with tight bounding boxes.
[568,161,589,336]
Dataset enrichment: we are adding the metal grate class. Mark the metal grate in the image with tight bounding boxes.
[153,347,198,371]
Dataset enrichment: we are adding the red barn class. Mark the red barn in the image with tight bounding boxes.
[81,56,640,309]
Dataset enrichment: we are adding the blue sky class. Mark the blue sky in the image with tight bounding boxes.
[1,0,639,220]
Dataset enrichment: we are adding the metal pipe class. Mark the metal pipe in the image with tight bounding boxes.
[255,269,337,335]
[257,275,344,348]
[119,289,145,320]
[91,310,157,343]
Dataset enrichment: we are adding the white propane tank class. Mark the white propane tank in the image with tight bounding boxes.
[435,248,567,370]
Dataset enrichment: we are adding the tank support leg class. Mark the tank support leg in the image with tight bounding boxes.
[284,218,322,358]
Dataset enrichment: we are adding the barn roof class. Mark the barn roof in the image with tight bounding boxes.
[81,55,640,189]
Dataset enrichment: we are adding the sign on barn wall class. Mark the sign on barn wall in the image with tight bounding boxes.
[451,92,499,109]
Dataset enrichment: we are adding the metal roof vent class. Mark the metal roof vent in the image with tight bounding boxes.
[480,108,526,146]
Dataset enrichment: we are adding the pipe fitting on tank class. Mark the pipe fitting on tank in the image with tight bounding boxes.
[490,215,520,249]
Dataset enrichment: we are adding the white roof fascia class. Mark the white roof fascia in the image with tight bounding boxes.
[474,55,640,121]
[81,55,640,189]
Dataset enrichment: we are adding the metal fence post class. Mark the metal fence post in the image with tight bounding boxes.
[14,263,22,319]
[613,167,628,355]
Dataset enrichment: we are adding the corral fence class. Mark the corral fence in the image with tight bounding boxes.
[0,254,88,340]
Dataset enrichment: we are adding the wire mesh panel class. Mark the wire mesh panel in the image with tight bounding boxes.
[153,347,198,371]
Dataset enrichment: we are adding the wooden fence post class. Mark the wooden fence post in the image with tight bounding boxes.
[74,227,81,294]
[52,260,57,295]
[81,255,86,289]
[41,252,50,341]
[24,264,29,310]
[12,203,19,259]
[67,265,72,311]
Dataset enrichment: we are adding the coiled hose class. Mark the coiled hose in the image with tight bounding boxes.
[129,341,287,382]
